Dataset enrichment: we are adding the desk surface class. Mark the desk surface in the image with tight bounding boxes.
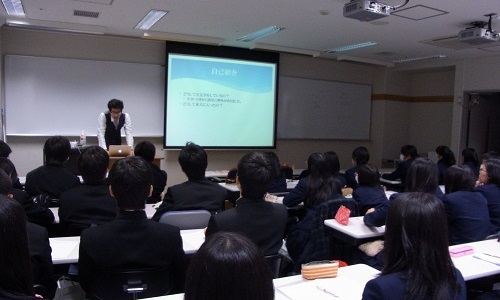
[219,180,298,193]
[324,217,385,241]
[450,239,500,281]
[49,228,205,264]
[49,203,157,224]
[143,264,380,300]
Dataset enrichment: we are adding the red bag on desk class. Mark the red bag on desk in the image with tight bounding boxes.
[334,205,351,225]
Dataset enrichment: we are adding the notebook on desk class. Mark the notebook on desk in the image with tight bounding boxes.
[108,145,131,157]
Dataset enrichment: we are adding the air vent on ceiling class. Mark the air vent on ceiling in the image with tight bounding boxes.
[74,10,99,18]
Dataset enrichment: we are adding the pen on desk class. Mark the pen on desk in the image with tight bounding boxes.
[483,252,500,260]
[316,286,339,298]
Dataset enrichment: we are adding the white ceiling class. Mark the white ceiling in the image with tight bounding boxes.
[1,0,500,65]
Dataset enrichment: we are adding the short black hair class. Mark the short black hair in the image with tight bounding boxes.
[484,158,500,186]
[436,145,456,166]
[461,148,479,165]
[178,142,207,180]
[0,158,18,181]
[352,146,370,165]
[0,169,12,195]
[134,141,156,162]
[185,232,274,300]
[401,145,418,159]
[44,136,71,163]
[0,141,12,158]
[444,165,475,194]
[264,152,281,181]
[357,164,380,187]
[237,151,275,199]
[107,99,124,110]
[78,146,109,184]
[108,156,152,210]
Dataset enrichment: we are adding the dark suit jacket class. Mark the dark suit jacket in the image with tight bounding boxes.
[152,178,226,221]
[25,162,81,199]
[59,182,118,235]
[205,197,288,256]
[362,269,466,300]
[149,163,167,204]
[12,188,54,226]
[79,210,186,294]
[283,176,342,208]
[381,159,413,184]
[477,184,500,233]
[443,190,491,245]
[352,186,388,215]
[344,166,359,189]
[27,222,56,299]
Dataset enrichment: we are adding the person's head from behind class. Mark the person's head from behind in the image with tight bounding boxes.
[78,146,109,185]
[482,150,500,164]
[444,165,475,194]
[405,157,438,193]
[178,142,207,180]
[383,193,458,299]
[436,145,456,166]
[357,164,380,188]
[184,232,274,300]
[0,169,12,196]
[461,148,479,165]
[108,156,152,210]
[264,152,281,181]
[324,151,341,176]
[44,135,71,164]
[0,157,19,182]
[237,151,275,199]
[400,145,417,160]
[134,141,156,163]
[107,98,124,120]
[0,141,12,158]
[0,195,34,297]
[479,158,500,186]
[352,146,370,165]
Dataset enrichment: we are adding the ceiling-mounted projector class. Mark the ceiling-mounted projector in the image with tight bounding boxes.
[343,0,409,22]
[458,15,500,45]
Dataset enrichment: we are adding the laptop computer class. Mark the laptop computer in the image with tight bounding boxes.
[108,145,132,157]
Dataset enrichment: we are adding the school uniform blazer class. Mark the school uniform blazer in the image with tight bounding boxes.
[476,184,500,233]
[148,163,167,204]
[152,178,227,221]
[25,162,81,199]
[79,210,186,294]
[27,222,56,299]
[344,166,359,189]
[442,191,491,245]
[362,268,466,300]
[283,176,342,208]
[352,186,388,215]
[205,197,288,256]
[381,159,413,184]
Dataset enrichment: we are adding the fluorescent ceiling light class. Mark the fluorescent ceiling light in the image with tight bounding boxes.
[325,42,378,53]
[2,0,25,17]
[135,10,168,30]
[392,54,446,64]
[237,26,284,42]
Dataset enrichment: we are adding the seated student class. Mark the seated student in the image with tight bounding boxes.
[205,152,288,256]
[0,140,23,190]
[325,150,346,188]
[0,171,56,299]
[362,193,466,300]
[381,145,418,185]
[436,145,456,185]
[365,157,441,227]
[0,158,54,226]
[265,152,287,193]
[0,197,41,300]
[462,147,480,179]
[443,165,490,245]
[134,141,167,203]
[476,158,500,233]
[25,136,81,202]
[152,142,226,220]
[345,146,370,189]
[352,164,387,215]
[79,157,186,296]
[185,232,274,300]
[59,146,118,236]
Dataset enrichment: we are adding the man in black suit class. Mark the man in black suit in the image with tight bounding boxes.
[152,142,226,221]
[78,156,186,296]
[59,146,118,235]
[205,151,288,256]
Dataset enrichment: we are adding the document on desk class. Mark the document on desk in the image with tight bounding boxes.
[51,240,79,260]
[278,276,366,300]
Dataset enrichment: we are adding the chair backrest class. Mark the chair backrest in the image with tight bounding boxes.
[158,210,211,230]
[265,253,283,279]
[91,267,172,300]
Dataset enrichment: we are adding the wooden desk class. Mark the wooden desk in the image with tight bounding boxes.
[49,203,157,224]
[142,264,380,300]
[324,217,385,246]
[50,228,206,264]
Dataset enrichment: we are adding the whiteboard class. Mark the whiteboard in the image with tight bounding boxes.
[4,55,164,137]
[277,76,372,140]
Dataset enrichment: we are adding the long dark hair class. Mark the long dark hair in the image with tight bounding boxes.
[383,193,461,300]
[461,148,479,166]
[405,157,438,193]
[436,145,456,167]
[484,158,500,186]
[0,196,34,297]
[444,165,475,194]
[185,232,274,300]
[305,153,339,207]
